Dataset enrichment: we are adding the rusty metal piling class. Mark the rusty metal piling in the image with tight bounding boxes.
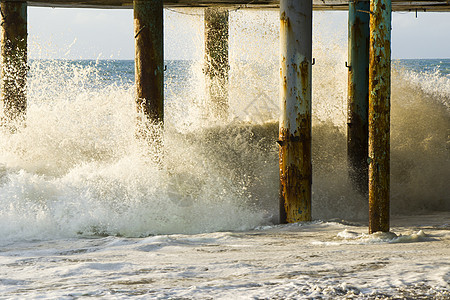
[279,0,313,223]
[1,0,27,130]
[204,7,229,121]
[134,0,164,128]
[368,0,391,233]
[347,0,370,196]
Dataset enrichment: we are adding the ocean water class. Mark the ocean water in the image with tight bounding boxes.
[1,21,450,299]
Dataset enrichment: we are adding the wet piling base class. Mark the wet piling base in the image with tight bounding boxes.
[0,1,27,131]
[368,0,391,233]
[279,0,313,223]
[204,7,229,121]
[347,0,370,196]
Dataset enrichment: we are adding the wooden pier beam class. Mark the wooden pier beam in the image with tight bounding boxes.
[347,0,370,196]
[204,7,229,121]
[134,0,164,127]
[279,0,312,223]
[1,1,27,130]
[368,0,391,233]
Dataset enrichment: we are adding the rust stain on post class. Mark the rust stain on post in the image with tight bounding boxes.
[279,0,312,223]
[134,0,164,127]
[279,117,312,223]
[368,0,391,233]
[1,1,27,130]
[204,7,229,121]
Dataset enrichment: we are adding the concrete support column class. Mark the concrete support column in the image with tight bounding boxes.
[134,0,164,127]
[1,1,27,130]
[368,0,391,233]
[279,0,313,223]
[204,7,229,121]
[347,0,370,195]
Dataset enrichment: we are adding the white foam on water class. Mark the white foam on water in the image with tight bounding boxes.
[1,219,448,298]
[332,229,433,244]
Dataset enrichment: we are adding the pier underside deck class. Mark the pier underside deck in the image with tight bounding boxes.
[25,0,450,11]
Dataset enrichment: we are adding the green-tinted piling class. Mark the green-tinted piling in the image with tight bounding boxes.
[204,7,229,121]
[1,1,27,130]
[347,0,370,195]
[279,0,313,223]
[134,0,164,127]
[368,0,391,233]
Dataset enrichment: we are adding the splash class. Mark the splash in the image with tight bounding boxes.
[0,10,449,241]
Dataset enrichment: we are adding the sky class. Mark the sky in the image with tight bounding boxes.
[27,7,450,60]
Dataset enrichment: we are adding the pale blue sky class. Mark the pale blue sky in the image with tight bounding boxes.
[28,7,450,60]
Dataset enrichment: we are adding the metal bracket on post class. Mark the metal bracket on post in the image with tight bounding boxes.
[345,61,352,71]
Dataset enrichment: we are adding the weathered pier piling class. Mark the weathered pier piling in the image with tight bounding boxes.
[204,7,229,121]
[1,0,27,130]
[347,0,370,196]
[134,0,164,128]
[3,0,449,234]
[368,0,392,233]
[278,0,313,223]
